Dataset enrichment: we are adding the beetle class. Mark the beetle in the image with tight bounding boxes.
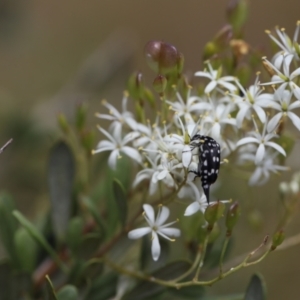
[190,135,221,203]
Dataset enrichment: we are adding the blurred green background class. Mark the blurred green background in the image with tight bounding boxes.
[0,0,300,299]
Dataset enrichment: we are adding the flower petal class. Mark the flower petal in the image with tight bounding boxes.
[143,204,155,224]
[184,201,201,216]
[128,227,151,239]
[151,232,161,261]
[156,206,170,227]
[255,143,265,164]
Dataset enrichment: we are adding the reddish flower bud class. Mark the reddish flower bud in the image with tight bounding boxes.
[226,202,240,235]
[144,40,179,74]
[153,74,167,94]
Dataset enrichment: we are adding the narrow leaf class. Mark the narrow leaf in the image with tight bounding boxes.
[0,193,19,265]
[45,275,58,300]
[57,285,78,300]
[13,210,67,273]
[244,273,266,300]
[48,141,75,243]
[113,178,127,226]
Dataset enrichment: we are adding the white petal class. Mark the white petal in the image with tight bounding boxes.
[255,144,265,164]
[194,71,212,79]
[156,206,170,226]
[267,113,282,132]
[236,105,250,128]
[236,137,259,147]
[253,105,266,124]
[211,123,221,140]
[157,169,168,180]
[182,145,192,168]
[288,111,300,130]
[143,204,155,224]
[149,179,158,195]
[121,146,142,164]
[151,232,161,261]
[108,150,119,170]
[184,201,201,216]
[205,80,217,94]
[289,100,300,110]
[249,167,262,186]
[128,227,151,239]
[266,141,286,156]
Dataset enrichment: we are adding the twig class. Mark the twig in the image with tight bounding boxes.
[0,138,13,153]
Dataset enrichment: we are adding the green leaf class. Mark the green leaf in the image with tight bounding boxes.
[112,179,127,226]
[122,261,191,300]
[244,273,266,300]
[85,273,118,300]
[13,210,67,273]
[66,216,84,256]
[48,141,75,243]
[57,285,78,300]
[78,233,103,259]
[45,275,58,300]
[0,193,19,265]
[14,227,37,272]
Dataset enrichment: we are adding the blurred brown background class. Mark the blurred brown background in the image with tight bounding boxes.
[0,0,300,299]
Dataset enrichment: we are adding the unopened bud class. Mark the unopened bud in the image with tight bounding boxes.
[127,72,144,99]
[153,75,167,94]
[203,41,218,60]
[177,52,185,74]
[143,88,156,109]
[214,24,233,49]
[227,0,248,34]
[204,201,225,231]
[80,130,96,155]
[226,202,240,235]
[57,113,69,134]
[234,63,251,86]
[75,103,87,131]
[262,58,276,77]
[144,40,179,74]
[271,229,285,250]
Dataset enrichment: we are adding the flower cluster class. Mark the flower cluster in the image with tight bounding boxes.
[92,23,300,260]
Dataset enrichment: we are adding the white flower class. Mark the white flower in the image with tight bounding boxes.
[128,204,180,261]
[267,85,300,132]
[266,22,300,69]
[202,103,236,140]
[184,193,208,216]
[261,54,300,99]
[240,151,289,186]
[236,120,286,164]
[95,95,138,136]
[195,62,237,94]
[166,89,211,124]
[92,126,142,169]
[232,75,273,127]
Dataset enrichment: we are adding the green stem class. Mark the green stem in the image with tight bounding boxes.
[219,235,230,275]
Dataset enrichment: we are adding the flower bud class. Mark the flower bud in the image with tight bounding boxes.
[153,74,167,94]
[203,41,218,60]
[57,113,69,134]
[214,24,233,49]
[234,63,251,86]
[225,202,240,235]
[177,52,185,74]
[127,71,144,99]
[271,229,285,250]
[144,40,179,74]
[80,130,96,155]
[227,0,248,34]
[204,201,225,231]
[75,103,87,131]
